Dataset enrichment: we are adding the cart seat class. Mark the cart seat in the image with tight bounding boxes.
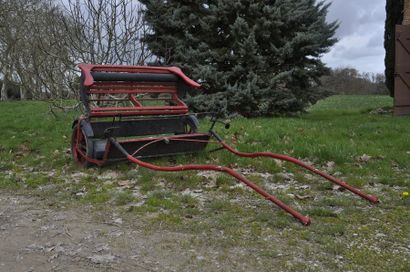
[78,64,201,118]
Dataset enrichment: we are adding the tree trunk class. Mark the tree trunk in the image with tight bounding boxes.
[0,80,8,101]
[404,0,410,25]
[19,85,25,100]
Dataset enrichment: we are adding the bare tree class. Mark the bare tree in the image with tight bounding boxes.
[0,0,152,101]
[0,0,75,100]
[22,2,77,99]
[0,0,20,100]
[61,0,151,65]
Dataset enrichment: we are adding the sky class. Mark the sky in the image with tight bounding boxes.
[322,0,386,74]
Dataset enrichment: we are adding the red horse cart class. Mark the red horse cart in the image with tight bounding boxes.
[71,64,379,225]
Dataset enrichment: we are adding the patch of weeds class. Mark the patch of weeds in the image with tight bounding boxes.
[0,175,21,189]
[319,196,352,207]
[253,209,275,223]
[255,211,293,229]
[315,182,334,191]
[207,199,231,213]
[315,223,346,237]
[113,191,135,206]
[259,249,280,258]
[175,194,198,207]
[81,188,110,204]
[145,191,180,210]
[392,262,410,272]
[81,175,97,183]
[344,248,385,269]
[305,207,338,218]
[112,163,132,173]
[284,261,310,271]
[259,159,281,173]
[347,178,366,187]
[212,213,244,239]
[26,175,49,188]
[178,206,201,219]
[162,173,203,191]
[126,169,140,179]
[131,205,158,214]
[0,160,13,170]
[247,174,263,184]
[215,175,231,189]
[248,221,263,237]
[137,172,160,193]
[204,200,246,236]
[216,175,245,194]
[380,177,410,187]
[151,213,182,226]
[323,241,346,256]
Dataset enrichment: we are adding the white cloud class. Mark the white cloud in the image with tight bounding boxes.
[321,0,386,73]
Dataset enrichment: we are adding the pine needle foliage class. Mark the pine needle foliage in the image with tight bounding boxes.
[141,0,338,117]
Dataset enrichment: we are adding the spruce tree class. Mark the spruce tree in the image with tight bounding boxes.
[141,0,338,117]
[385,0,404,97]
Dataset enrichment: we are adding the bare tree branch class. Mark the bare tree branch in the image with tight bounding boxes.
[60,0,152,65]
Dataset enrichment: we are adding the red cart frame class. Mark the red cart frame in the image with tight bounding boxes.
[71,64,379,225]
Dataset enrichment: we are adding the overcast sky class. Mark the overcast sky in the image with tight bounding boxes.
[322,0,386,74]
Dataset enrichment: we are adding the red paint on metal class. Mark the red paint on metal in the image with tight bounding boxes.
[118,133,210,144]
[172,94,186,106]
[80,64,193,117]
[78,64,201,88]
[128,94,143,107]
[124,153,311,226]
[72,126,379,225]
[72,122,105,167]
[91,106,188,111]
[220,142,379,204]
[89,109,188,117]
[72,64,380,226]
[90,82,177,89]
[88,88,178,94]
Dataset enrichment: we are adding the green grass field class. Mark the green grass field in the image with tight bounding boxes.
[1,95,410,271]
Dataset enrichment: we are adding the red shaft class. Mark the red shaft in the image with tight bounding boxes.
[126,155,311,225]
[221,142,379,204]
[110,139,310,225]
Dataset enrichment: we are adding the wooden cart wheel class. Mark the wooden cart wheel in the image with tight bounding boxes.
[71,124,93,167]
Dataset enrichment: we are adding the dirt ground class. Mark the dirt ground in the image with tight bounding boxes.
[0,192,238,272]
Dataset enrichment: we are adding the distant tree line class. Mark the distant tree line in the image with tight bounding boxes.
[320,67,389,95]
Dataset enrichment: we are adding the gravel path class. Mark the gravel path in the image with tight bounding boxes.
[0,192,213,272]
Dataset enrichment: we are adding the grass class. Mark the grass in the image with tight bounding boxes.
[1,95,410,271]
